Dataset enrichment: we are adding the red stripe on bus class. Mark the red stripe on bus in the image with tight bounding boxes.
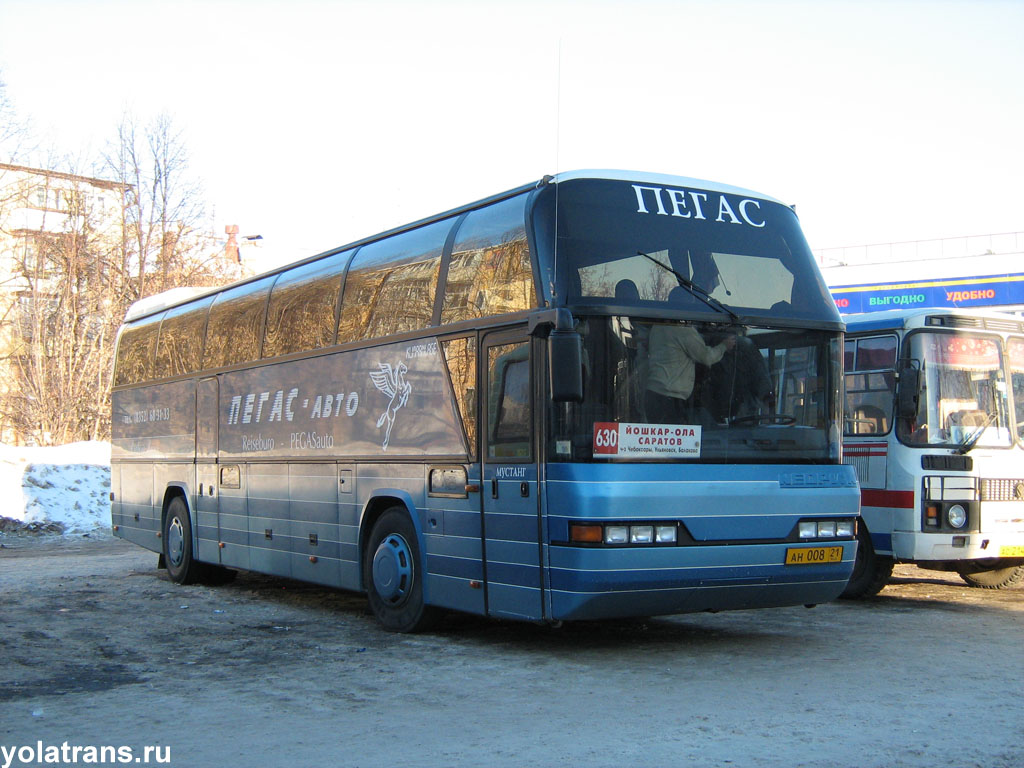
[861,489,916,509]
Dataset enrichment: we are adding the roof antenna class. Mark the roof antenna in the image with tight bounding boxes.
[551,38,563,304]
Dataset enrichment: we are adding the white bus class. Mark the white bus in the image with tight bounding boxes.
[842,307,1024,596]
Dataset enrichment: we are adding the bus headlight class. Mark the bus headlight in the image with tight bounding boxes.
[797,518,857,541]
[604,526,629,545]
[947,504,968,529]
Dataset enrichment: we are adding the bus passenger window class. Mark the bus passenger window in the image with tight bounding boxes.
[488,343,530,459]
[203,276,275,368]
[338,220,450,342]
[843,336,897,436]
[442,196,534,324]
[442,337,478,457]
[154,297,213,378]
[114,317,161,386]
[263,252,348,358]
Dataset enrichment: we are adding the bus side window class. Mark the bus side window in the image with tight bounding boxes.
[203,276,275,368]
[442,337,478,458]
[263,251,349,358]
[442,195,535,325]
[844,336,897,435]
[114,316,162,386]
[337,220,450,342]
[154,297,213,378]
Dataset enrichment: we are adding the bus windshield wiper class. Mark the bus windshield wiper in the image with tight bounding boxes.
[956,412,998,455]
[637,251,738,321]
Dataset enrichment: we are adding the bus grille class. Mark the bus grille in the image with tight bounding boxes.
[981,478,1024,501]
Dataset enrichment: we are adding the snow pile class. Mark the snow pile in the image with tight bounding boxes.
[0,441,111,536]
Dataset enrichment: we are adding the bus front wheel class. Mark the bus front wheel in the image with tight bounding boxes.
[956,561,1024,589]
[364,508,438,633]
[841,526,893,599]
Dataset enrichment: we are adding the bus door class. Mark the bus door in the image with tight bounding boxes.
[481,331,544,621]
[195,377,221,564]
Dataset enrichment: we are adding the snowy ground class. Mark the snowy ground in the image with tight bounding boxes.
[0,441,111,536]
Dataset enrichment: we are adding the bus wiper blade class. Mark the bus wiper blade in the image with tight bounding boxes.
[637,251,738,321]
[956,412,997,455]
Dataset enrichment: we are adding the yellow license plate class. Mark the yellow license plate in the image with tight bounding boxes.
[785,546,844,565]
[999,545,1024,557]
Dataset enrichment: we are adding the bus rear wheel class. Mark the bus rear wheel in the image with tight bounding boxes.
[163,496,236,586]
[364,508,437,633]
[956,561,1024,589]
[840,526,893,599]
[163,496,203,585]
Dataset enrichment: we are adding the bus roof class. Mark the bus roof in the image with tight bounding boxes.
[123,169,792,324]
[551,169,788,207]
[843,307,1024,334]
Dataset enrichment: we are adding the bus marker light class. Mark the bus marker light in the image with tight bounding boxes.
[570,524,603,543]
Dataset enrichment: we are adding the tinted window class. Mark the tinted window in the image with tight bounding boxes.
[338,220,450,342]
[114,316,162,386]
[204,276,275,368]
[487,342,530,459]
[154,297,213,378]
[263,252,349,358]
[442,195,535,324]
[536,178,839,324]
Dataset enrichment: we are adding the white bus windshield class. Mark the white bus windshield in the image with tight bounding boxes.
[898,332,1013,449]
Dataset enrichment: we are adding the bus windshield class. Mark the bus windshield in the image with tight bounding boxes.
[535,177,840,325]
[548,317,841,463]
[898,331,1013,449]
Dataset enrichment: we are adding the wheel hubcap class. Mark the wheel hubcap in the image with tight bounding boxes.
[372,533,413,605]
[167,517,185,567]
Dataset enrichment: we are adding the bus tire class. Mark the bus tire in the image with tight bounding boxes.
[364,508,437,633]
[840,526,893,599]
[956,561,1024,589]
[163,496,203,585]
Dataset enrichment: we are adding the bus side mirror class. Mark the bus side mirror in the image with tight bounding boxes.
[897,363,920,420]
[549,329,583,402]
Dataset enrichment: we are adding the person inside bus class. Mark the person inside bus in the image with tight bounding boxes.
[645,286,736,424]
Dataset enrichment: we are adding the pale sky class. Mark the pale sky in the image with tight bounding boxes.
[1,0,1021,272]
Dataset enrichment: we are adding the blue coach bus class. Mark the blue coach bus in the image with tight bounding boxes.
[111,170,860,631]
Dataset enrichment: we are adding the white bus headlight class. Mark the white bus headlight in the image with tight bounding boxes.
[947,504,968,529]
[816,521,837,537]
[799,522,818,539]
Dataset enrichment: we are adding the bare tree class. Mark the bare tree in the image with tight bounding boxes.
[0,73,32,164]
[0,112,241,444]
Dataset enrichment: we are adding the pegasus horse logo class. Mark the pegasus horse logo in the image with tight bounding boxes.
[370,362,411,450]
